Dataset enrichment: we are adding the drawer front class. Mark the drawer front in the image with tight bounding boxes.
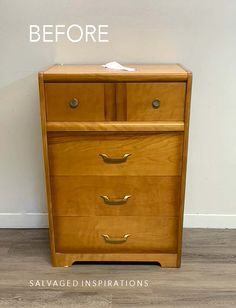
[45,83,105,121]
[54,216,178,253]
[51,176,181,217]
[48,133,183,176]
[127,83,186,121]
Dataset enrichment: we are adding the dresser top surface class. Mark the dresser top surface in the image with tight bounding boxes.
[40,64,189,82]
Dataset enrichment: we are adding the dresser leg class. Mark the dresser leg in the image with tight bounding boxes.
[51,253,74,267]
[158,255,179,268]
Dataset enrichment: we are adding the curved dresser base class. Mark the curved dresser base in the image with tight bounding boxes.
[52,253,179,268]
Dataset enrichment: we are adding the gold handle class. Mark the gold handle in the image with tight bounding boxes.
[102,234,131,244]
[99,153,131,164]
[100,195,131,205]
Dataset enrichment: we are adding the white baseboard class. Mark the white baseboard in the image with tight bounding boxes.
[0,213,48,228]
[184,214,236,229]
[0,213,235,229]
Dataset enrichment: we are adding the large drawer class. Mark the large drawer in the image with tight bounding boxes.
[48,133,183,176]
[126,82,186,121]
[54,216,178,253]
[45,83,105,121]
[51,176,181,217]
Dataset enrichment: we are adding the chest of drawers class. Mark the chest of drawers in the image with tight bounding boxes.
[38,64,192,267]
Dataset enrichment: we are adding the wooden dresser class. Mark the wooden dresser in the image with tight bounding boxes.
[38,64,192,267]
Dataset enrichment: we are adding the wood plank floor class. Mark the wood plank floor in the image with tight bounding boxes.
[0,229,235,307]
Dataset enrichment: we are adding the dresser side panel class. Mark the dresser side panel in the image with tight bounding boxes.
[38,73,56,260]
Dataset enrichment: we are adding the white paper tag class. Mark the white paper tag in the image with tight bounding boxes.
[102,61,135,72]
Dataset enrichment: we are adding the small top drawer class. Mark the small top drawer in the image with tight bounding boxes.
[126,83,186,121]
[45,83,105,122]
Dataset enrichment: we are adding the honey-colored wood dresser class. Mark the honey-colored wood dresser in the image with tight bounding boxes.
[38,64,192,267]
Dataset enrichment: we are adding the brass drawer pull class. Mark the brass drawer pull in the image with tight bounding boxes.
[100,195,131,205]
[102,234,131,244]
[99,153,131,164]
[69,98,79,108]
[152,99,160,109]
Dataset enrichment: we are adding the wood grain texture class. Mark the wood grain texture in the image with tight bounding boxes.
[46,121,185,132]
[104,83,116,121]
[177,70,192,267]
[53,252,178,268]
[50,176,181,217]
[48,133,184,176]
[38,64,192,268]
[45,83,105,121]
[41,64,188,82]
[54,216,178,254]
[116,83,127,121]
[38,73,56,262]
[127,83,186,121]
[0,229,235,308]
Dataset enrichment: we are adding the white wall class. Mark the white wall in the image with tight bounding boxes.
[0,0,236,228]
